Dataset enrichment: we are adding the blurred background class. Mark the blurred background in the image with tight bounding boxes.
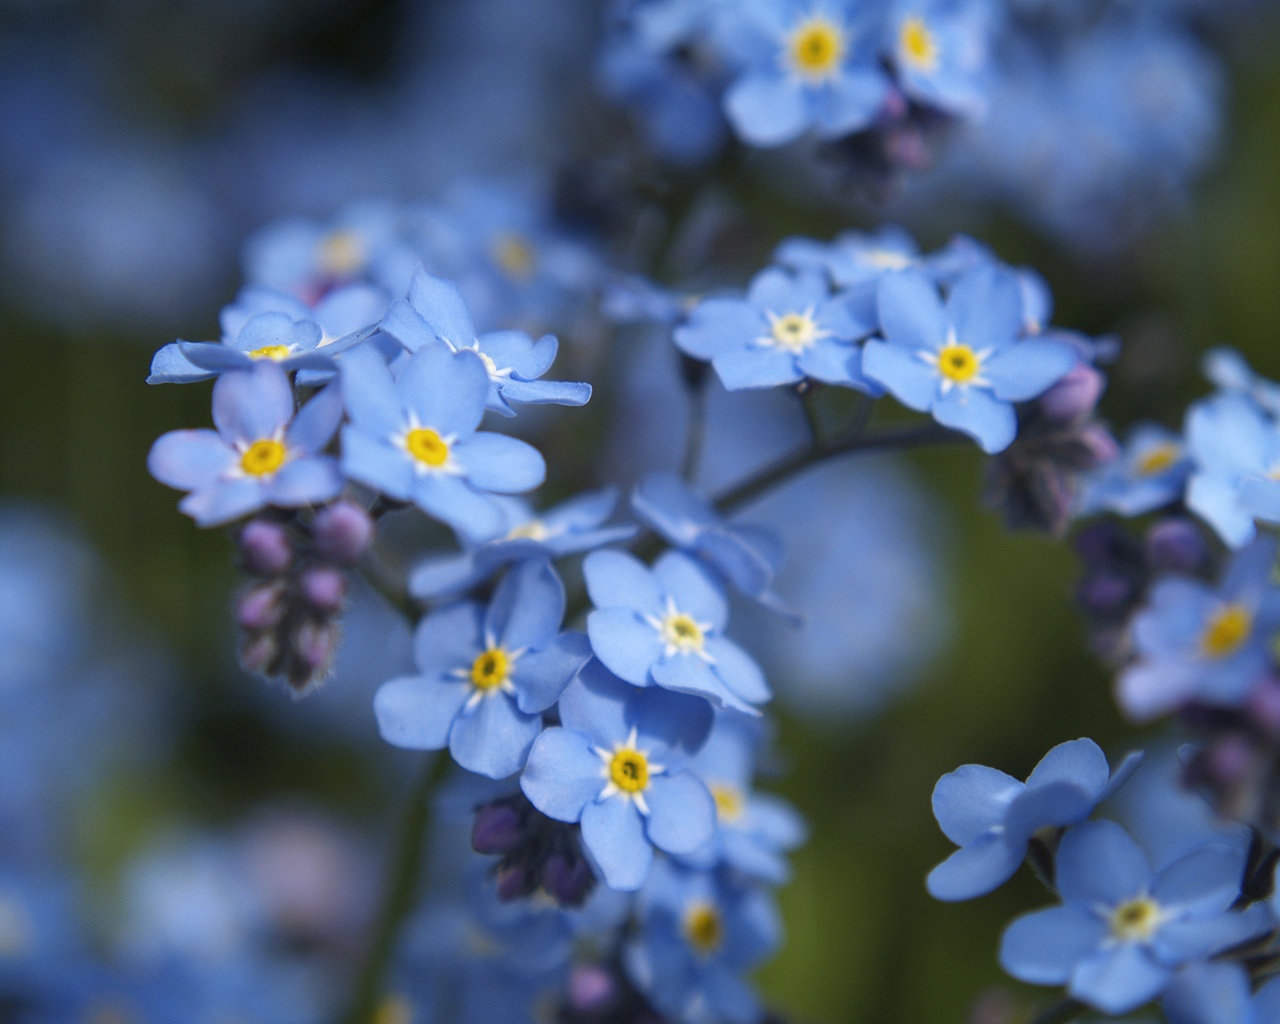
[1,0,1279,1020]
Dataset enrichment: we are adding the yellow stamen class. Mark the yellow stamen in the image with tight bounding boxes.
[937,343,980,383]
[492,233,537,282]
[683,902,724,955]
[662,613,705,653]
[249,344,292,361]
[899,16,938,72]
[769,312,819,352]
[788,18,846,82]
[405,428,450,467]
[240,439,287,477]
[470,648,510,691]
[318,230,366,277]
[1108,897,1162,942]
[1135,443,1180,476]
[711,783,745,824]
[1201,603,1252,659]
[610,749,650,794]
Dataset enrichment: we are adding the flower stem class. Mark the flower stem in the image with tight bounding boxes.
[337,752,448,1024]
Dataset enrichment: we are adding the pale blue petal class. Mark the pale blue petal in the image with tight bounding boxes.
[340,344,403,437]
[1163,962,1250,1024]
[1151,844,1246,915]
[1187,472,1257,549]
[413,601,483,674]
[654,551,728,631]
[877,270,946,351]
[408,267,476,346]
[646,774,715,855]
[520,726,605,822]
[178,479,266,527]
[674,298,763,360]
[396,344,488,437]
[1056,821,1152,907]
[581,797,652,891]
[340,427,413,501]
[1069,945,1171,1016]
[584,549,664,616]
[148,430,235,489]
[588,609,663,686]
[449,694,542,779]
[712,347,802,390]
[499,378,592,408]
[147,342,212,384]
[514,632,593,714]
[724,73,809,147]
[212,363,294,444]
[557,660,632,743]
[413,475,506,542]
[931,387,1016,453]
[651,654,760,715]
[286,383,344,453]
[813,67,888,136]
[266,457,343,506]
[704,636,770,705]
[453,433,546,493]
[931,764,1021,846]
[985,341,1077,402]
[926,832,1024,901]
[862,340,937,411]
[374,675,469,750]
[378,297,437,353]
[947,267,1023,353]
[998,905,1107,983]
[1026,738,1109,798]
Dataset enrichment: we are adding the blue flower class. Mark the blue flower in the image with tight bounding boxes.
[1162,961,1261,1024]
[623,860,781,1024]
[409,488,637,601]
[1202,347,1280,418]
[719,0,890,147]
[584,549,771,715]
[1185,392,1280,548]
[681,712,807,883]
[673,267,878,391]
[773,225,923,288]
[887,0,991,119]
[148,364,344,527]
[1118,537,1280,721]
[862,266,1077,452]
[374,560,591,779]
[381,266,591,417]
[1077,424,1191,518]
[998,820,1270,1015]
[630,472,793,617]
[519,661,716,891]
[339,343,545,543]
[928,737,1142,901]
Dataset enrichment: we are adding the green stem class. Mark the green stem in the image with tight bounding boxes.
[338,753,448,1024]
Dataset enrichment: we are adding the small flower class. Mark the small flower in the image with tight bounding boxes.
[928,738,1142,902]
[339,343,545,543]
[147,363,343,527]
[887,0,990,119]
[773,225,922,288]
[1184,392,1280,548]
[863,266,1077,453]
[520,662,716,891]
[999,820,1270,1016]
[381,266,591,417]
[584,549,771,715]
[374,560,590,779]
[1077,424,1191,518]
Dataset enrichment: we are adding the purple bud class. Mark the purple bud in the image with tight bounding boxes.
[240,634,278,674]
[293,621,337,673]
[881,86,909,121]
[541,851,594,908]
[236,582,285,631]
[494,864,531,902]
[1078,574,1134,617]
[567,964,616,1013]
[1203,736,1254,789]
[1040,364,1105,422]
[471,803,524,855]
[1077,424,1120,467]
[1146,518,1209,574]
[238,520,293,575]
[1248,676,1280,738]
[299,567,346,614]
[313,501,375,565]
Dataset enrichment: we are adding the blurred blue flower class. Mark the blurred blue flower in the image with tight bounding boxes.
[148,365,344,527]
[1077,424,1191,518]
[887,0,992,118]
[773,225,923,289]
[928,737,1142,901]
[520,662,715,891]
[1185,392,1280,548]
[375,560,591,779]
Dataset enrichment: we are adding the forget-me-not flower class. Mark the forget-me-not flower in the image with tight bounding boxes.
[1185,392,1280,548]
[584,549,771,715]
[674,267,878,391]
[520,661,716,891]
[773,225,922,289]
[887,0,991,119]
[928,737,1142,901]
[862,266,1077,452]
[1077,424,1191,518]
[374,560,591,779]
[148,364,344,527]
[339,343,545,543]
[999,820,1270,1015]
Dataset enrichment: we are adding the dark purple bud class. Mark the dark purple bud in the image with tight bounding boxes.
[494,863,532,902]
[1078,574,1134,617]
[238,519,293,575]
[1146,518,1209,574]
[299,567,347,614]
[1248,675,1280,738]
[293,621,337,674]
[471,803,524,855]
[1040,364,1105,423]
[567,964,617,1013]
[541,851,594,908]
[313,501,375,565]
[236,582,285,631]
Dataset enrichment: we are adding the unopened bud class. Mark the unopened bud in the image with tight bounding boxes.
[240,634,278,674]
[238,520,293,575]
[313,501,375,565]
[1146,518,1209,574]
[567,964,616,1013]
[1247,675,1280,739]
[299,567,346,615]
[541,851,594,908]
[1040,364,1105,423]
[237,582,285,631]
[293,621,337,674]
[472,803,523,855]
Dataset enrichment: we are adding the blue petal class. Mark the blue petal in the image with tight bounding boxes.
[877,270,947,351]
[797,339,862,387]
[340,344,404,438]
[581,797,652,891]
[1154,905,1271,963]
[374,675,470,750]
[212,363,294,444]
[984,341,1077,402]
[340,428,413,502]
[1151,844,1247,916]
[931,387,1016,453]
[453,433,546,494]
[520,726,606,822]
[651,654,760,716]
[482,331,552,379]
[712,347,802,390]
[654,551,728,631]
[588,609,664,686]
[812,67,888,137]
[646,774,715,855]
[931,764,1021,846]
[378,297,437,353]
[449,693,542,779]
[408,552,487,600]
[584,550,664,616]
[178,478,267,527]
[233,311,322,354]
[413,475,507,543]
[557,659,632,744]
[1056,821,1152,907]
[514,632,593,715]
[1004,782,1099,845]
[413,601,483,674]
[723,73,809,147]
[926,832,1024,901]
[1163,962,1251,1024]
[407,267,476,346]
[487,559,565,651]
[946,267,1023,353]
[396,345,489,439]
[1026,738,1109,798]
[175,342,252,372]
[674,298,763,361]
[998,905,1107,984]
[286,383,344,453]
[147,342,212,384]
[862,340,937,411]
[498,378,592,408]
[1069,944,1171,1016]
[148,430,234,490]
[1187,472,1257,549]
[628,686,714,761]
[266,456,343,506]
[703,636,770,705]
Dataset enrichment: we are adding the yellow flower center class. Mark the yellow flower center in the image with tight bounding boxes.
[937,343,980,383]
[506,519,550,542]
[609,748,650,794]
[899,16,938,72]
[661,612,705,653]
[492,233,537,282]
[470,648,510,691]
[711,783,745,824]
[768,311,820,352]
[405,428,450,467]
[372,995,414,1024]
[683,902,724,955]
[318,230,366,277]
[788,18,846,82]
[248,344,292,361]
[863,249,912,270]
[1135,443,1180,476]
[1109,897,1163,942]
[1201,603,1253,659]
[240,439,287,477]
